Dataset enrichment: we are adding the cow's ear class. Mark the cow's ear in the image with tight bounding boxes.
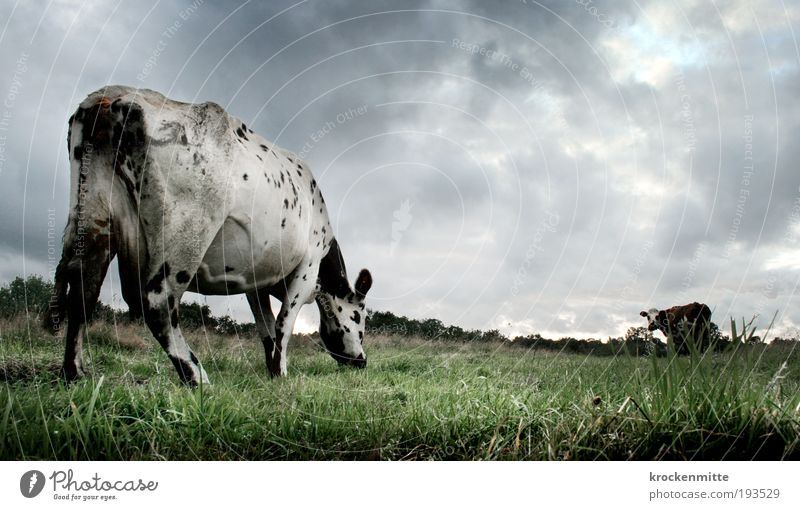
[354,269,372,298]
[640,311,648,317]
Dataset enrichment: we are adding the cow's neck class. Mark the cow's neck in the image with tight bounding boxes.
[316,237,350,300]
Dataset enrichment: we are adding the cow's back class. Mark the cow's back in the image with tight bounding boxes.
[70,86,332,295]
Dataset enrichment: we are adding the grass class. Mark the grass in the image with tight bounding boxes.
[0,316,798,460]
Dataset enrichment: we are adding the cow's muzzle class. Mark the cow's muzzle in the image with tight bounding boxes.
[336,352,367,369]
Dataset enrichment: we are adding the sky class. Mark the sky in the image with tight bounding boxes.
[0,0,798,340]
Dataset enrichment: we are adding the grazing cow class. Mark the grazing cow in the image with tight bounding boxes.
[639,302,712,354]
[43,85,372,385]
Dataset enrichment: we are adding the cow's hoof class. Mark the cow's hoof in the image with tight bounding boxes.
[187,379,212,388]
[60,365,84,382]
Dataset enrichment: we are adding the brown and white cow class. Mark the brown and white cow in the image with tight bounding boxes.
[640,302,712,354]
[44,85,372,385]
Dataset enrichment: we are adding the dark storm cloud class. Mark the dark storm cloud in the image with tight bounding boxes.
[0,0,798,337]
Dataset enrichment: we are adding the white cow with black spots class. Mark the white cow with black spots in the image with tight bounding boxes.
[44,85,372,385]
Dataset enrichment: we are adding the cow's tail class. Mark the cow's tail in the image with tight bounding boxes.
[42,255,69,334]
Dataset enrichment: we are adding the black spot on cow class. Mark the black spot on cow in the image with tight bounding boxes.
[66,113,74,152]
[283,198,289,209]
[73,144,84,161]
[256,154,263,161]
[190,351,199,365]
[352,311,361,324]
[145,262,171,294]
[170,309,179,328]
[236,127,248,140]
[225,266,235,273]
[281,218,286,228]
[260,144,269,152]
[176,270,191,284]
[241,123,248,132]
[287,157,294,163]
[243,173,248,181]
[168,295,176,310]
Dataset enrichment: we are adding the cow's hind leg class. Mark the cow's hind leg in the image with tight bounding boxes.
[246,288,279,377]
[61,232,115,380]
[142,264,209,386]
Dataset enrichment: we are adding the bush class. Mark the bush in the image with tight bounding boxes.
[0,275,54,319]
[179,301,216,330]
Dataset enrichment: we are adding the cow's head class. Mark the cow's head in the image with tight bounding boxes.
[640,308,667,332]
[316,268,372,368]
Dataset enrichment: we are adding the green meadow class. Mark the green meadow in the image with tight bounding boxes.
[1,316,798,460]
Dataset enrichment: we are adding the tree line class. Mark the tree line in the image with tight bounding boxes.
[0,275,254,336]
[2,275,798,356]
[364,307,798,356]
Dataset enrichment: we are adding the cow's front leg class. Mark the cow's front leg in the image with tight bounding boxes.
[246,288,279,378]
[271,270,316,377]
